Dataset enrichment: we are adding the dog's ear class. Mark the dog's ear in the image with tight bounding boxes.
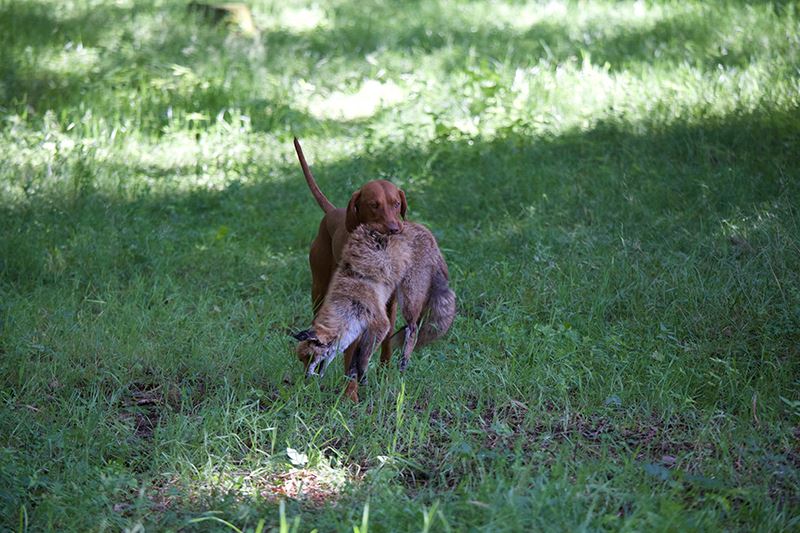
[399,189,407,219]
[291,328,316,341]
[345,190,361,232]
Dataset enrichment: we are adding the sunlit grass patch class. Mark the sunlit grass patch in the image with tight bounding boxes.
[306,79,405,121]
[156,459,352,511]
[255,3,330,32]
[36,42,102,77]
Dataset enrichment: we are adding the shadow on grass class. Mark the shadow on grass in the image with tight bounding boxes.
[2,104,797,311]
[4,104,798,383]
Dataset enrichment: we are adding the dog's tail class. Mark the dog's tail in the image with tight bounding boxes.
[294,137,335,213]
[392,270,456,349]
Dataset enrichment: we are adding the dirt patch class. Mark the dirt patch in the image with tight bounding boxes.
[118,382,163,439]
[399,399,723,491]
[475,402,712,468]
[116,377,211,439]
[266,468,348,506]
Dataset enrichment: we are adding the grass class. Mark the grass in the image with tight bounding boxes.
[1,0,799,530]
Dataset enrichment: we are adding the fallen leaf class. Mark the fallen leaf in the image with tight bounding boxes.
[287,447,308,467]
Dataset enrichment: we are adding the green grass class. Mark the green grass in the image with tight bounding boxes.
[1,0,799,530]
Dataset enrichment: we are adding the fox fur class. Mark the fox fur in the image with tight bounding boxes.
[294,224,413,380]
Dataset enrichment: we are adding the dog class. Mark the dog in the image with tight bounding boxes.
[294,222,456,401]
[293,224,414,384]
[294,138,406,370]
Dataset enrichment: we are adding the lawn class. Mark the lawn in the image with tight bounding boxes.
[1,0,799,530]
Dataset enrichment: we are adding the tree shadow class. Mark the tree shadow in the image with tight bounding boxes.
[3,103,797,296]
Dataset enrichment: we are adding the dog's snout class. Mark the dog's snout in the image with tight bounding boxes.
[387,222,401,234]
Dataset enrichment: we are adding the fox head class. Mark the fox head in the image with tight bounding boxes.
[291,328,327,369]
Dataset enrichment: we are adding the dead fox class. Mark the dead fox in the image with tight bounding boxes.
[293,224,413,380]
[294,222,455,398]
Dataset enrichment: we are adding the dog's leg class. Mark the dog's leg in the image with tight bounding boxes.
[343,376,360,402]
[380,291,397,365]
[360,313,391,381]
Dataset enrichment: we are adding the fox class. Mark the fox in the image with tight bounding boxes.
[293,224,413,381]
[294,221,456,400]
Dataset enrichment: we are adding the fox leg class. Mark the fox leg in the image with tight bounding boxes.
[399,322,418,372]
[379,292,397,365]
[344,314,390,401]
[344,339,372,403]
[343,343,357,374]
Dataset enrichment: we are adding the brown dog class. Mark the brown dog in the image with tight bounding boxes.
[293,224,413,382]
[294,138,406,370]
[294,221,456,401]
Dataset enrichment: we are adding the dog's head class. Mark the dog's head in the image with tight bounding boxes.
[346,180,407,235]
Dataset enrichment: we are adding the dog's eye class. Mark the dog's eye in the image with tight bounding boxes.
[370,202,380,209]
[393,201,401,208]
